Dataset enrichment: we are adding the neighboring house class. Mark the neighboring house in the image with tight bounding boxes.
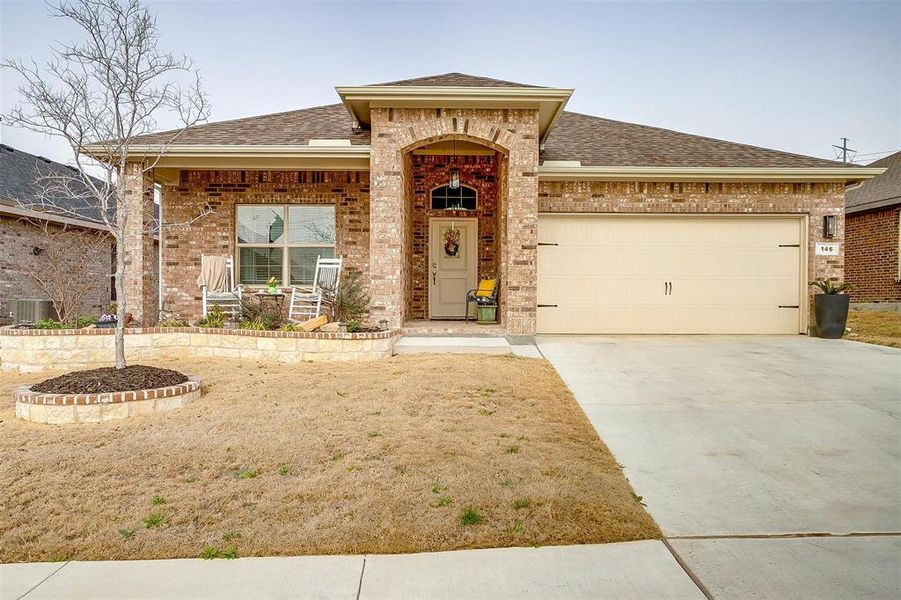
[844,151,901,309]
[0,144,159,321]
[0,144,113,320]
[97,73,882,334]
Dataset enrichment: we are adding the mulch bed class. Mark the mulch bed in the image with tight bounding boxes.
[31,365,189,394]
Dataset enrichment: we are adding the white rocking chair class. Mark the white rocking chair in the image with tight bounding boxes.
[200,255,243,319]
[288,256,342,322]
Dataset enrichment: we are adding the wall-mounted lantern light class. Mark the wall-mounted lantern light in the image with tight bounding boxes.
[823,215,836,238]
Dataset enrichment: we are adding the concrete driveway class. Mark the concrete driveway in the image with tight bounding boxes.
[538,335,901,599]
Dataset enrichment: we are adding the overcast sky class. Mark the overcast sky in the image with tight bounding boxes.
[2,0,898,166]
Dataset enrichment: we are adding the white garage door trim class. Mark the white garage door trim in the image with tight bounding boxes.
[537,213,809,334]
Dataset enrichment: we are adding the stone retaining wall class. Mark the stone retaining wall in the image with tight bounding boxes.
[15,376,202,424]
[0,327,399,373]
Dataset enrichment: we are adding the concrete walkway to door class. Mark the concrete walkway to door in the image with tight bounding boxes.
[538,335,901,599]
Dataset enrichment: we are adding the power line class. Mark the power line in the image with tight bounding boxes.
[853,149,898,158]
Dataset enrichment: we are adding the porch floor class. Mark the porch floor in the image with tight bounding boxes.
[401,320,507,337]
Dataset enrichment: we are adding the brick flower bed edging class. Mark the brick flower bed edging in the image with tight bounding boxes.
[14,375,202,424]
[0,328,400,372]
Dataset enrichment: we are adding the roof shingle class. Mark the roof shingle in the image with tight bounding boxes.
[542,111,846,168]
[844,152,901,213]
[0,144,110,223]
[127,73,851,170]
[131,103,370,146]
[370,72,541,88]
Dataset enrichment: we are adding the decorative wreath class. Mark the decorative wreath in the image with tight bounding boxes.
[443,228,460,257]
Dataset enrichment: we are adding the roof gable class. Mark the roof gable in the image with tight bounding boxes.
[370,72,542,88]
[845,151,901,213]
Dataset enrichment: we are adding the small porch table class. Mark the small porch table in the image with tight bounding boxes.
[252,291,287,312]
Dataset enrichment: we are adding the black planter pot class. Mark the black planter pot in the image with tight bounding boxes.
[814,294,850,339]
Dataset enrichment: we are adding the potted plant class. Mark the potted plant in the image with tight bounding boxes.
[266,276,280,294]
[810,280,852,339]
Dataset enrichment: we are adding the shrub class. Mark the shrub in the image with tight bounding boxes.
[197,304,226,328]
[158,318,189,327]
[76,316,97,328]
[238,296,285,330]
[238,318,267,330]
[322,271,369,324]
[34,319,67,329]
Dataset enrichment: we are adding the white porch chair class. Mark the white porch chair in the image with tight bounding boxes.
[288,256,343,322]
[200,255,243,319]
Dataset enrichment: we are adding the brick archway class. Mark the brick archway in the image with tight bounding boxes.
[368,107,540,334]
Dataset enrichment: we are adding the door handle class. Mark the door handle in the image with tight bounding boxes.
[432,271,436,285]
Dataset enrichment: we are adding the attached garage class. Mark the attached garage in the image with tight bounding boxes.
[537,215,806,334]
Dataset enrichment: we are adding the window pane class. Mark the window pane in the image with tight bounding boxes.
[431,185,476,210]
[289,247,335,286]
[237,206,285,244]
[239,247,283,284]
[288,205,336,244]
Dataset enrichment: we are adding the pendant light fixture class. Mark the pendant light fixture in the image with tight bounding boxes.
[449,138,460,190]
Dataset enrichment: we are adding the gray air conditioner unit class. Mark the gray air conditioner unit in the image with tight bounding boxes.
[10,299,58,323]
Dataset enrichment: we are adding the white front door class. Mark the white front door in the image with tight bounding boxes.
[429,218,478,319]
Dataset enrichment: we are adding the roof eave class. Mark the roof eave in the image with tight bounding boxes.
[82,143,372,173]
[537,165,886,183]
[846,196,901,214]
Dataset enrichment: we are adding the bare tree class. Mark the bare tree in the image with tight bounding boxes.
[18,218,111,326]
[3,0,209,368]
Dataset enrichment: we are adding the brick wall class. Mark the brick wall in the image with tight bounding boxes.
[0,215,112,320]
[160,170,370,321]
[407,154,499,319]
[538,180,846,316]
[369,108,540,332]
[846,206,901,303]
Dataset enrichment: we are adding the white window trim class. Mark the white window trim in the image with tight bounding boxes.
[234,204,335,287]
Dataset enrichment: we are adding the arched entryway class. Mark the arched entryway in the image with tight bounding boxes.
[402,137,506,323]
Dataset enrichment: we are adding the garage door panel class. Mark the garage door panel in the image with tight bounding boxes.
[537,215,803,334]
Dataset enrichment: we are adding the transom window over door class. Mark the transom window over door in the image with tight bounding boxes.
[431,184,477,211]
[236,204,335,286]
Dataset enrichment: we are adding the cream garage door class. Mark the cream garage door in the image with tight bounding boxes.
[537,215,804,334]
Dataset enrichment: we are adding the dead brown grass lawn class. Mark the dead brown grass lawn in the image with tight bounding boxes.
[0,354,659,563]
[846,310,901,348]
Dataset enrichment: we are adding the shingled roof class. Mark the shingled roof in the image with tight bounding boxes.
[844,152,901,214]
[130,103,371,146]
[370,72,541,88]
[127,73,850,170]
[542,111,845,169]
[0,144,109,224]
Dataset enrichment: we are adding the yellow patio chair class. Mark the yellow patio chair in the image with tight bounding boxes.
[464,277,499,322]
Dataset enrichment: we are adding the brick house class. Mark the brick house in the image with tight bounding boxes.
[844,151,900,309]
[103,73,883,335]
[0,144,114,321]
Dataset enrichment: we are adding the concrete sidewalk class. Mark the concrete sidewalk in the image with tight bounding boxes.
[1,541,705,600]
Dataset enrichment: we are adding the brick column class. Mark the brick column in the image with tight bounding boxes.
[122,161,157,325]
[502,138,540,335]
[368,109,406,329]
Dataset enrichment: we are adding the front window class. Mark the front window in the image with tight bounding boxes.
[236,204,335,286]
[431,184,477,211]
